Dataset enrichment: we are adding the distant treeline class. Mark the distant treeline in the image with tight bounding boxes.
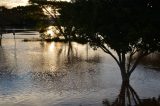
[0,5,49,29]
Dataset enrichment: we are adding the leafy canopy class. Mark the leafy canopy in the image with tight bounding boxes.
[59,0,160,54]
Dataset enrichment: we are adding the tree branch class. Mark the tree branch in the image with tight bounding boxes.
[122,52,126,71]
[42,5,64,36]
[116,51,122,64]
[127,48,139,73]
[128,51,150,77]
[100,44,120,67]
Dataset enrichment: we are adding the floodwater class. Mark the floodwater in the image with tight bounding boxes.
[0,32,160,106]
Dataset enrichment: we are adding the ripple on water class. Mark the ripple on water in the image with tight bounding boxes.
[0,38,160,106]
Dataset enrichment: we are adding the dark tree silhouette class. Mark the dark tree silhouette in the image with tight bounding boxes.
[0,5,48,29]
[27,0,160,82]
[58,0,160,83]
[29,0,73,40]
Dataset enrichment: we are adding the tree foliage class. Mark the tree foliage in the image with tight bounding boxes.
[27,0,160,81]
[58,0,160,82]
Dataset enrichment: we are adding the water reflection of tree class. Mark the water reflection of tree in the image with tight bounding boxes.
[56,41,79,63]
[66,41,77,62]
[31,42,101,92]
[56,41,101,64]
[103,83,160,106]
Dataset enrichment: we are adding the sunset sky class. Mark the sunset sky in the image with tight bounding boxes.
[0,0,70,8]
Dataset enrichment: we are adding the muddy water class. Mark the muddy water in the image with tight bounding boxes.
[0,32,160,106]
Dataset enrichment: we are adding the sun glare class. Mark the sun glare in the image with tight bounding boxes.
[46,26,60,38]
[47,29,55,36]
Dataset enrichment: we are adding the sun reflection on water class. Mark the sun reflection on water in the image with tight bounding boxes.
[49,42,55,52]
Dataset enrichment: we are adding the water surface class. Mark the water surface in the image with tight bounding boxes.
[0,32,160,106]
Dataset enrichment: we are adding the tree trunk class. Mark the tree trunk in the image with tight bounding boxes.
[120,68,130,84]
[122,74,130,84]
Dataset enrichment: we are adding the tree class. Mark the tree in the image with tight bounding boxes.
[27,0,160,82]
[29,0,73,39]
[58,0,160,83]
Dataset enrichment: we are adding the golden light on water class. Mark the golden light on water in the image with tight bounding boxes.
[49,43,55,52]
